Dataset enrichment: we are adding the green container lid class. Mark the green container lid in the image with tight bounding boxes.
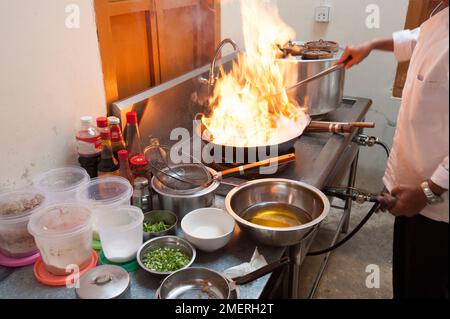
[92,239,102,251]
[99,251,139,273]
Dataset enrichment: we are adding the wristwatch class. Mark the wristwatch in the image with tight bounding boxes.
[421,181,444,205]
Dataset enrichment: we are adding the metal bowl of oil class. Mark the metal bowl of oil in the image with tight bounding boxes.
[225,179,330,247]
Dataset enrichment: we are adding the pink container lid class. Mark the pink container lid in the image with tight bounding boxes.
[0,251,40,268]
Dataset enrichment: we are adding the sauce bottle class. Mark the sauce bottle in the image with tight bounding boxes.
[76,116,101,178]
[98,131,120,177]
[108,116,126,159]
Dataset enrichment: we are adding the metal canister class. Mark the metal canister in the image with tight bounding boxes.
[75,265,130,299]
[132,177,152,212]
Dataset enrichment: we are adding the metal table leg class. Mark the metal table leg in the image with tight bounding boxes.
[307,152,360,298]
[342,152,359,234]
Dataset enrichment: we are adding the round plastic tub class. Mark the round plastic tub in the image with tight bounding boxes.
[0,189,46,258]
[97,206,143,263]
[33,166,90,204]
[76,177,133,239]
[28,203,93,275]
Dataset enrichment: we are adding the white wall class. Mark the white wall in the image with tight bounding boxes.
[221,0,409,191]
[0,0,106,189]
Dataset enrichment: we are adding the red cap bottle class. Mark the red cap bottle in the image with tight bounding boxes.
[118,150,129,160]
[126,112,138,125]
[96,117,108,129]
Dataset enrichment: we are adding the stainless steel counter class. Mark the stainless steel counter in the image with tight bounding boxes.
[0,97,372,299]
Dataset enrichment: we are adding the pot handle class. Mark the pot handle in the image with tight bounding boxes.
[233,256,291,286]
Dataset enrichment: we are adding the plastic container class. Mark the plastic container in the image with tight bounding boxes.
[97,206,143,263]
[76,177,133,239]
[28,203,93,275]
[33,166,90,204]
[0,189,46,258]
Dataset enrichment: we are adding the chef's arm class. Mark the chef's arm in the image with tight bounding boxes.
[430,156,449,196]
[337,28,420,69]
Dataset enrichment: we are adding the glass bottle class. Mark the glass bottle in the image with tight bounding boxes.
[97,131,120,177]
[125,112,143,158]
[76,116,101,178]
[96,117,109,135]
[108,116,126,159]
[118,150,134,185]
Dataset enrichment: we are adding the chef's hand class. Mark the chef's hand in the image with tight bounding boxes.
[380,185,428,217]
[336,42,373,69]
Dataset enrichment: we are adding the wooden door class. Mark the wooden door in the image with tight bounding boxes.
[95,0,160,111]
[155,0,220,83]
[94,0,220,113]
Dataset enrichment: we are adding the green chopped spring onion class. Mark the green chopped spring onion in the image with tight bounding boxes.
[143,221,170,233]
[143,247,190,272]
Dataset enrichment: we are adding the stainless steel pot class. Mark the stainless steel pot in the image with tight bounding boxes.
[277,48,345,118]
[225,179,330,247]
[151,167,220,219]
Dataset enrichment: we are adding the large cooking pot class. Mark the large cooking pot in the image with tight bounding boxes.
[225,179,330,247]
[277,46,345,118]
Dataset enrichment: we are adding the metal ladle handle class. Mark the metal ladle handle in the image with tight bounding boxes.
[233,257,291,286]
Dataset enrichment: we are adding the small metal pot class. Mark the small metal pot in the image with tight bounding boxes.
[225,179,330,247]
[151,168,220,219]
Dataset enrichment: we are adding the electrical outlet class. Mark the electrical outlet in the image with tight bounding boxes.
[315,6,331,23]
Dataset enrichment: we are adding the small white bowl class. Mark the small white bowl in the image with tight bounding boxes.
[181,208,235,252]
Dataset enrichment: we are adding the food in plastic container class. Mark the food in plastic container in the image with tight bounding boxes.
[33,166,90,204]
[76,177,133,239]
[28,203,93,275]
[97,206,143,263]
[0,190,45,258]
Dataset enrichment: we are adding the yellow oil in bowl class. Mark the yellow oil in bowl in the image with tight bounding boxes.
[241,203,312,228]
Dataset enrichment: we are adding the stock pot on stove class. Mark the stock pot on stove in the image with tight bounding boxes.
[277,40,346,118]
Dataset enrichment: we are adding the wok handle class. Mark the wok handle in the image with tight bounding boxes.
[306,121,375,133]
[217,153,296,179]
[234,257,291,286]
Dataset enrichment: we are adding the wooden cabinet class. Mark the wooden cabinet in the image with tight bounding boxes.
[94,0,220,112]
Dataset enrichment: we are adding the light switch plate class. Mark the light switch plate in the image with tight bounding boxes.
[315,6,331,23]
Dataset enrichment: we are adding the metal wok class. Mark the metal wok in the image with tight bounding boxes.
[195,120,374,164]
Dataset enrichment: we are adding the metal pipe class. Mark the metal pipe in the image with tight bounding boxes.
[209,39,239,87]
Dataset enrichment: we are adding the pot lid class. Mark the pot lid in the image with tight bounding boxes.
[76,265,130,299]
[302,49,334,60]
[305,39,340,52]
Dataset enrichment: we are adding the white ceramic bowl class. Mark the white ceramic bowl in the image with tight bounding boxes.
[181,208,235,252]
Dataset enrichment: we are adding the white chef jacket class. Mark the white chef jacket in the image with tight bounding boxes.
[383,8,449,223]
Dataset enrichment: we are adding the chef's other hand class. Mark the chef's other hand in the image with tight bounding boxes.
[388,185,428,217]
[336,42,373,69]
[377,193,398,212]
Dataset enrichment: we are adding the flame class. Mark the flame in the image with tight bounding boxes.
[202,0,310,147]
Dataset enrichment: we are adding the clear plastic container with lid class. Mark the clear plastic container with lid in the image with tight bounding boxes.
[97,206,143,263]
[28,203,93,275]
[76,177,133,239]
[0,189,46,258]
[33,166,90,204]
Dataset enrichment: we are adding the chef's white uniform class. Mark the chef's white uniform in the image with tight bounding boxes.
[383,8,449,222]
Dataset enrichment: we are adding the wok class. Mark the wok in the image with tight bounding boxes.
[195,120,374,163]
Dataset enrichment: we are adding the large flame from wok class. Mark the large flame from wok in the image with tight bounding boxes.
[201,0,310,147]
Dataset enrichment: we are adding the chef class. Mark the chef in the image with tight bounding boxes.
[337,1,449,298]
